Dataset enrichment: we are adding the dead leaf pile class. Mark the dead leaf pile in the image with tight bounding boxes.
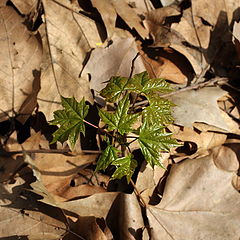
[0,0,240,239]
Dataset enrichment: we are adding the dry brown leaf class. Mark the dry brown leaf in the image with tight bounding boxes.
[82,36,146,104]
[147,154,240,240]
[91,0,117,38]
[0,176,66,239]
[10,0,39,15]
[233,21,240,59]
[169,124,227,161]
[0,6,42,123]
[147,1,240,75]
[29,152,99,201]
[38,0,102,120]
[58,192,119,219]
[66,216,112,240]
[169,87,235,131]
[135,157,169,203]
[139,46,188,83]
[92,0,148,39]
[106,193,147,240]
[192,0,240,26]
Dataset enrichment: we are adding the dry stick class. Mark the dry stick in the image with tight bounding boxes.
[5,149,101,155]
[130,179,147,208]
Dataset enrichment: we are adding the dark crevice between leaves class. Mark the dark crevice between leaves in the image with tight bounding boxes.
[78,0,107,42]
[80,102,99,150]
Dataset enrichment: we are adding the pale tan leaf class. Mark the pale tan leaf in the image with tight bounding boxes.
[0,176,66,238]
[82,36,146,104]
[169,87,232,131]
[39,0,101,120]
[58,192,119,218]
[169,125,227,161]
[192,0,240,27]
[91,0,117,38]
[92,0,148,39]
[28,152,99,201]
[106,193,147,240]
[147,154,240,240]
[212,145,239,172]
[0,6,42,122]
[66,216,111,240]
[10,0,38,15]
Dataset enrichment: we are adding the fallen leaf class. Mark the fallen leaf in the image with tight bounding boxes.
[92,0,148,39]
[106,193,147,240]
[0,6,42,122]
[169,87,231,131]
[0,175,66,239]
[211,145,239,172]
[30,152,99,201]
[169,124,227,161]
[139,46,188,84]
[10,0,39,15]
[82,36,146,105]
[66,216,111,240]
[38,0,101,120]
[147,154,240,240]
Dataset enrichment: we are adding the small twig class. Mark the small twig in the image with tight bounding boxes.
[134,77,228,107]
[129,52,140,79]
[130,179,147,208]
[4,149,101,155]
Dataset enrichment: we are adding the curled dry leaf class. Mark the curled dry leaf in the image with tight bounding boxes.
[0,6,42,122]
[39,0,102,120]
[211,144,240,172]
[169,124,227,162]
[147,154,240,240]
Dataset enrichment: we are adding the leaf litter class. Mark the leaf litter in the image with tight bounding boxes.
[0,0,240,239]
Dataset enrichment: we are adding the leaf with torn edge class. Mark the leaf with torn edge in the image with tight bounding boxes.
[111,154,137,183]
[95,145,120,171]
[50,96,89,149]
[138,121,179,167]
[99,94,140,135]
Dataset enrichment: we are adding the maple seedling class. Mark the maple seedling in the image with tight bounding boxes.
[50,71,179,183]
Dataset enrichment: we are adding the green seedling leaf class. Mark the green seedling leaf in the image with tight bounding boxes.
[100,76,133,102]
[111,154,137,183]
[95,145,120,171]
[50,96,89,149]
[99,94,140,135]
[143,98,174,126]
[138,121,179,167]
[129,71,172,96]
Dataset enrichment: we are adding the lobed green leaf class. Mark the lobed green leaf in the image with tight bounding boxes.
[111,154,137,183]
[95,145,120,171]
[100,76,133,102]
[138,121,179,167]
[99,94,140,135]
[50,96,89,149]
